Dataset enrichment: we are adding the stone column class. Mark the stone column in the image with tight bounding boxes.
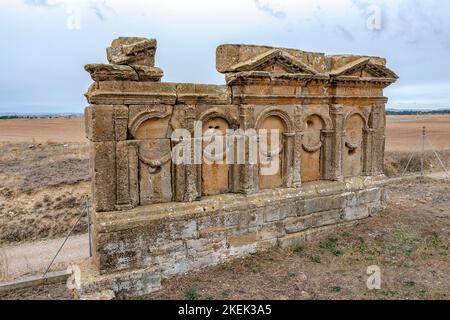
[238,104,257,194]
[127,140,140,207]
[369,104,386,175]
[362,128,375,175]
[328,104,345,181]
[173,105,199,202]
[114,106,132,209]
[292,105,303,187]
[283,132,295,187]
[320,129,334,180]
[184,105,199,201]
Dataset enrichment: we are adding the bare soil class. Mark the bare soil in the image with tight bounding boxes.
[1,178,448,300]
[0,118,86,143]
[386,114,450,152]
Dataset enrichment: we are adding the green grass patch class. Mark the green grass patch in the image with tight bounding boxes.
[319,236,342,256]
[185,289,199,300]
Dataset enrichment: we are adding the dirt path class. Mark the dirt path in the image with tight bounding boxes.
[0,233,89,281]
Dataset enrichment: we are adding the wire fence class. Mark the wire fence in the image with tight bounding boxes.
[388,126,450,180]
[42,196,91,279]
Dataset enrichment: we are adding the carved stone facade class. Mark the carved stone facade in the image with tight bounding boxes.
[75,37,397,298]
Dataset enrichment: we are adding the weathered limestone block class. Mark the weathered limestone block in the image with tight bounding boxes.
[86,81,177,105]
[115,141,131,207]
[85,64,139,81]
[74,260,161,299]
[90,141,116,212]
[216,44,328,74]
[137,139,173,205]
[313,209,343,226]
[85,105,115,141]
[342,204,371,221]
[303,195,342,214]
[113,105,128,141]
[131,65,163,81]
[284,215,314,234]
[278,221,357,248]
[177,83,232,105]
[107,37,157,66]
[85,64,163,82]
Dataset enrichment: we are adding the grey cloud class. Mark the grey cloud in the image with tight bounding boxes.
[336,25,355,42]
[24,0,61,8]
[24,0,114,22]
[89,0,113,21]
[253,0,286,19]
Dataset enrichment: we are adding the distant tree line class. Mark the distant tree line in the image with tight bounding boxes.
[0,114,83,119]
[386,109,450,115]
[1,110,449,119]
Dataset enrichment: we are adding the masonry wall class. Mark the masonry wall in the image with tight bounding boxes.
[78,176,385,298]
[77,38,397,298]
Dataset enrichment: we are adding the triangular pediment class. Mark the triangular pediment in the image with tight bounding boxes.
[331,57,398,79]
[228,49,318,75]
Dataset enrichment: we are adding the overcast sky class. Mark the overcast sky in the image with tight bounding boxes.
[1,0,450,113]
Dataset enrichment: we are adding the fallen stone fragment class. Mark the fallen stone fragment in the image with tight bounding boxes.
[85,64,138,81]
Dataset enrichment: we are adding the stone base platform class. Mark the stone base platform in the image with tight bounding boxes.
[73,176,387,299]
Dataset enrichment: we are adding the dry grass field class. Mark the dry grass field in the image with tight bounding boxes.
[386,115,450,152]
[0,118,86,144]
[0,114,448,299]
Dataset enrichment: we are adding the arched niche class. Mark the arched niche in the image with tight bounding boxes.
[134,116,170,139]
[257,114,287,190]
[133,114,173,205]
[201,117,230,196]
[301,114,325,182]
[343,112,367,177]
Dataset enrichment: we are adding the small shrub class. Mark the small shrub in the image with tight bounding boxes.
[222,289,231,298]
[185,289,199,300]
[221,263,234,272]
[293,245,304,255]
[320,236,342,256]
[330,286,342,293]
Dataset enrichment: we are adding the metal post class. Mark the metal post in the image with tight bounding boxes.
[421,126,425,176]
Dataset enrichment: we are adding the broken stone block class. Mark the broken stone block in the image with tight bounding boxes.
[85,64,138,81]
[130,65,163,81]
[107,37,157,66]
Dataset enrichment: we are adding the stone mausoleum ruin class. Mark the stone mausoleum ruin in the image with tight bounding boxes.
[75,37,397,298]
